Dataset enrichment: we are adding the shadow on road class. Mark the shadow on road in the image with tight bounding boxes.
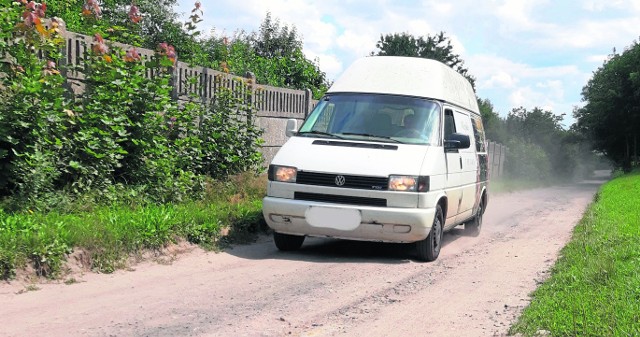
[223,227,469,264]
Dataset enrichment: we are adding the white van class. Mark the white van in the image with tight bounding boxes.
[262,56,489,261]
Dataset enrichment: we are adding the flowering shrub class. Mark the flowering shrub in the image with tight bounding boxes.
[1,0,265,208]
[0,1,70,206]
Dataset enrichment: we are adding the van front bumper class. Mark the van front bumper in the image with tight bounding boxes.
[262,197,436,243]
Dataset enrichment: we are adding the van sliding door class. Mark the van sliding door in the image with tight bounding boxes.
[452,109,477,223]
[443,108,463,227]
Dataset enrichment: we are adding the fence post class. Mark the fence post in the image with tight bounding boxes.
[489,142,497,179]
[499,145,507,177]
[57,19,71,95]
[170,61,179,101]
[245,71,256,107]
[304,88,312,118]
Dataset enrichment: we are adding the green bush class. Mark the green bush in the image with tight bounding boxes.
[505,139,551,181]
[0,2,70,206]
[200,77,264,178]
[0,2,266,209]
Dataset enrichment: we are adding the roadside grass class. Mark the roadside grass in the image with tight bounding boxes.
[0,174,268,280]
[509,172,640,337]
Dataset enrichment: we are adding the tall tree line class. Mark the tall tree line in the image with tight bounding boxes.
[575,42,640,171]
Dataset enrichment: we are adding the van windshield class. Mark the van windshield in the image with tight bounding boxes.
[298,93,441,145]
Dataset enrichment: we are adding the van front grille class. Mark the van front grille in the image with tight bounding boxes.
[294,192,387,207]
[296,171,388,190]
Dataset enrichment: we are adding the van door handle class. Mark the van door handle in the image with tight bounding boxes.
[459,157,463,169]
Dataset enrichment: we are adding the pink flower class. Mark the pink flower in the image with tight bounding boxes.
[82,0,102,18]
[43,60,59,75]
[21,1,46,28]
[91,33,109,55]
[157,43,177,65]
[36,2,46,17]
[128,5,142,23]
[22,11,36,27]
[125,48,141,62]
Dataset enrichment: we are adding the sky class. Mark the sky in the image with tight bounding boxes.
[175,0,640,126]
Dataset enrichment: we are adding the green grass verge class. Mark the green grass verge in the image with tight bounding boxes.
[509,172,640,337]
[0,174,267,280]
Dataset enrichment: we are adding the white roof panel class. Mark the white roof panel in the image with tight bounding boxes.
[328,56,479,113]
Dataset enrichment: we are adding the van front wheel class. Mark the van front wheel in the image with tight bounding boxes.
[416,205,444,262]
[273,232,305,251]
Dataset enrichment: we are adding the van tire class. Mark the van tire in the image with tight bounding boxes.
[416,204,444,262]
[464,199,484,237]
[273,232,305,251]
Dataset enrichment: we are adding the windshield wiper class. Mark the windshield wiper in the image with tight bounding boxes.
[340,132,403,143]
[297,131,344,139]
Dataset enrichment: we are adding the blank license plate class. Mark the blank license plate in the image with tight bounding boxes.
[305,207,361,231]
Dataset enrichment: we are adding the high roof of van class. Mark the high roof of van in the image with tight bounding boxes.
[327,56,480,114]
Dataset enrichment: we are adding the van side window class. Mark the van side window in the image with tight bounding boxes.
[471,115,486,152]
[444,109,455,140]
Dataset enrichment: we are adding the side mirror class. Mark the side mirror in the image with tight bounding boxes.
[285,119,298,137]
[444,133,471,150]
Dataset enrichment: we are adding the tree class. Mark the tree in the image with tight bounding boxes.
[477,98,504,142]
[372,32,475,89]
[252,12,302,59]
[576,41,640,170]
[47,0,205,63]
[200,12,329,99]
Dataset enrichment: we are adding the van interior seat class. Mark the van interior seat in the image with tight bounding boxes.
[368,113,393,136]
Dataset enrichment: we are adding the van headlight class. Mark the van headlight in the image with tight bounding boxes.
[268,165,297,183]
[388,175,429,192]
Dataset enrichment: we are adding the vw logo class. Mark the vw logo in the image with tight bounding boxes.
[335,175,346,186]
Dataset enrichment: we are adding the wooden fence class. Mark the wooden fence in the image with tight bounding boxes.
[487,141,507,180]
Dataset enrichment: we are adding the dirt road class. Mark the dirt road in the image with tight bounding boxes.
[0,176,607,337]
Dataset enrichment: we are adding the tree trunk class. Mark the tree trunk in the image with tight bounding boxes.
[624,135,632,172]
[634,133,638,167]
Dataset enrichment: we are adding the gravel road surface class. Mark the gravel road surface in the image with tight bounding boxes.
[0,175,607,337]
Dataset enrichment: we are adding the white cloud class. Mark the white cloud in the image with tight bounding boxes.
[494,0,552,32]
[486,71,518,89]
[306,52,343,80]
[582,0,640,12]
[586,54,609,64]
[534,17,640,50]
[301,20,339,55]
[469,54,580,88]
